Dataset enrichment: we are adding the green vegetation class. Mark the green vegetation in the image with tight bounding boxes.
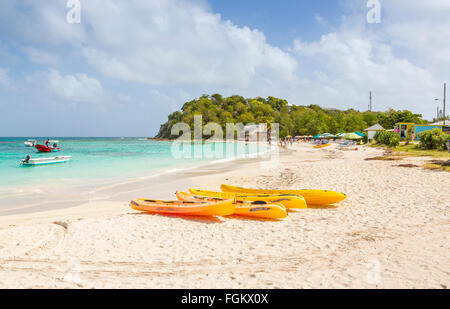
[418,128,450,151]
[155,94,426,139]
[374,131,401,148]
[370,143,450,159]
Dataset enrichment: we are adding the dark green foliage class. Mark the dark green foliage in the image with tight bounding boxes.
[419,128,450,150]
[377,109,424,129]
[155,94,425,140]
[374,131,401,148]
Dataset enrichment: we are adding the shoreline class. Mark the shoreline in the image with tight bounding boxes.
[0,143,449,288]
[0,141,275,216]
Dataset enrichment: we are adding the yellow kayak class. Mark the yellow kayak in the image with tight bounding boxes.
[314,144,331,149]
[221,184,346,206]
[176,191,288,219]
[188,189,307,209]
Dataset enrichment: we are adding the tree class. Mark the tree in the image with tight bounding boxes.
[155,95,426,139]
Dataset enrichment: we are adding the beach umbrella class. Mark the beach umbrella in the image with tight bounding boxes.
[355,131,366,137]
[313,134,322,139]
[342,133,363,140]
[322,133,336,138]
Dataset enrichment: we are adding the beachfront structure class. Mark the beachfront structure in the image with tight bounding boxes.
[364,123,384,140]
[395,122,450,141]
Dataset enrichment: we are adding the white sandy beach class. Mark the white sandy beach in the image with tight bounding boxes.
[0,143,449,289]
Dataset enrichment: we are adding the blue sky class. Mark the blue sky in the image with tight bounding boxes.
[0,0,448,137]
[208,0,345,47]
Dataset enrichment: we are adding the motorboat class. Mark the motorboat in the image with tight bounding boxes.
[35,144,60,153]
[24,139,37,147]
[21,156,71,166]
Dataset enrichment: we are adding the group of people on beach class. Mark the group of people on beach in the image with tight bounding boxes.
[279,137,294,148]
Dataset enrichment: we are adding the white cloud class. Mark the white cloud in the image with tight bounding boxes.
[1,0,298,89]
[23,47,60,66]
[77,0,298,88]
[283,0,449,119]
[1,0,449,123]
[25,69,107,105]
[0,0,85,46]
[380,1,450,81]
[0,67,11,87]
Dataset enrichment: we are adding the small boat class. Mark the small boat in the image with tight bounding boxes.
[35,144,60,153]
[188,189,307,209]
[21,156,71,166]
[314,143,331,149]
[176,192,287,219]
[221,184,347,206]
[24,139,37,147]
[130,199,235,217]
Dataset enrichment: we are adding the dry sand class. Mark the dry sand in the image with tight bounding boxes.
[0,143,449,289]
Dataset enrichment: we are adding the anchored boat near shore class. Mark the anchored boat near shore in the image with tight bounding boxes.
[20,156,71,166]
[35,144,60,153]
[24,139,37,147]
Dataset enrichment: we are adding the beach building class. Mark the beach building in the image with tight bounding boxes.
[364,123,384,140]
[395,122,450,141]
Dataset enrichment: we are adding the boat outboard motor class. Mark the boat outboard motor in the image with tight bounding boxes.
[53,143,57,148]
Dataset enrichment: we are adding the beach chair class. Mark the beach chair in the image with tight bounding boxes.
[338,141,351,148]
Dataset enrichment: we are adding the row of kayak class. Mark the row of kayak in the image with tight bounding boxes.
[130,185,347,220]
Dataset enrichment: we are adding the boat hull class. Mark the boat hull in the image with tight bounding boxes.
[35,145,60,153]
[21,156,71,166]
[176,192,287,219]
[221,184,347,206]
[314,144,331,149]
[188,189,307,209]
[131,199,235,216]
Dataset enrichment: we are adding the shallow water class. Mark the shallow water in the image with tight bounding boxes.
[0,137,271,211]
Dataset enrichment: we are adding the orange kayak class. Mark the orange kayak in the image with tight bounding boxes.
[130,199,235,216]
[176,192,287,219]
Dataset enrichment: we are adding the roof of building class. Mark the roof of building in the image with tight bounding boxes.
[364,123,384,131]
[430,120,448,125]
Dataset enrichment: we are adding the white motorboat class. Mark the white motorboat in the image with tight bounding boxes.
[24,139,37,147]
[20,156,72,166]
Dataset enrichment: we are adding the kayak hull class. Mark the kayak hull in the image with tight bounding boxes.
[131,199,235,216]
[221,184,347,206]
[234,204,287,219]
[188,189,307,209]
[314,144,331,149]
[176,192,287,219]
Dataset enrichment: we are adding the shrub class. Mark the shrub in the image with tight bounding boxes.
[418,128,449,150]
[374,130,400,147]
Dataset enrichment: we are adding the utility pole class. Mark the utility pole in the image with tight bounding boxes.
[369,91,372,112]
[444,83,447,126]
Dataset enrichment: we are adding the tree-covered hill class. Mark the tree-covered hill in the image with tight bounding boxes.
[155,94,425,139]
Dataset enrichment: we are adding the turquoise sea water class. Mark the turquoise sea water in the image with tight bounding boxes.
[0,137,270,190]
